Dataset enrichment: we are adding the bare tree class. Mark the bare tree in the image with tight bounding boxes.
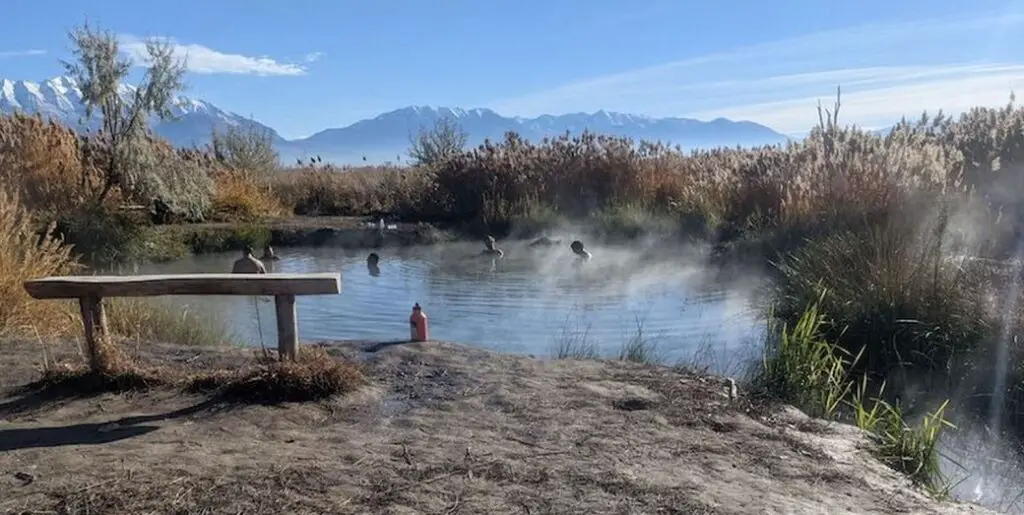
[211,123,280,179]
[62,21,188,206]
[408,117,468,166]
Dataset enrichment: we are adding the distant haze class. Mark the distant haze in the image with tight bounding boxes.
[0,76,790,166]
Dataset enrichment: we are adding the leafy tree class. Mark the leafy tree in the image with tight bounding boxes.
[408,116,468,166]
[63,21,209,218]
[211,123,280,179]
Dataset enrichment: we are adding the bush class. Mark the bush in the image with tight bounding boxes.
[55,207,153,265]
[771,210,990,387]
[184,224,272,254]
[210,171,288,222]
[188,345,365,404]
[24,361,168,397]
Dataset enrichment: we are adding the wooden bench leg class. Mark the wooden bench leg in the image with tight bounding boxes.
[78,295,110,371]
[275,294,298,361]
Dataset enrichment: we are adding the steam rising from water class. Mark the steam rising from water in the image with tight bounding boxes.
[129,232,768,370]
[938,193,1024,513]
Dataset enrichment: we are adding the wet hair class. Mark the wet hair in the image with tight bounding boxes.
[570,240,584,253]
[243,245,256,256]
[367,252,380,265]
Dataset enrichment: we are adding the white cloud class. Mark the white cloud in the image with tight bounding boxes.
[0,49,46,59]
[690,64,1024,134]
[303,51,325,63]
[486,12,1024,132]
[120,35,307,76]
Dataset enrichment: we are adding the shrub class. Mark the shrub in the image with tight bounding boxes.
[185,224,272,254]
[24,361,168,397]
[210,171,288,222]
[408,116,468,166]
[210,123,280,179]
[188,345,365,404]
[55,206,152,265]
[771,210,990,385]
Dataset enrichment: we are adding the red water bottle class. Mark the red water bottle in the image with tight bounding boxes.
[410,303,429,342]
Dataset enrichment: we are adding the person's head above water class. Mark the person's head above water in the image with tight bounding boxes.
[570,240,592,260]
[260,246,280,261]
[232,246,267,274]
[481,235,504,257]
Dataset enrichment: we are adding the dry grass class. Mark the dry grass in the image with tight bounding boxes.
[209,170,289,222]
[0,182,235,376]
[2,96,1023,250]
[187,345,365,404]
[259,98,1019,248]
[105,297,239,347]
[2,95,1024,249]
[274,163,435,219]
[12,343,363,406]
[22,361,169,396]
[0,188,81,339]
[0,113,99,217]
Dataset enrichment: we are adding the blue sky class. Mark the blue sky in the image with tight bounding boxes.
[2,0,1024,139]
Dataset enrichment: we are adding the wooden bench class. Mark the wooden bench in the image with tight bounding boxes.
[23,273,341,362]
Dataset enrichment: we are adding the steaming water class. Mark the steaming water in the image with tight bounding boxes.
[117,240,766,369]
[961,239,1024,508]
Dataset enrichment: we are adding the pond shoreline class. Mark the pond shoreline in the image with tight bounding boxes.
[145,214,778,266]
[0,339,992,514]
[154,216,456,259]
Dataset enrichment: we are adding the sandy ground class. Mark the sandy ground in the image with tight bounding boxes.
[0,340,997,515]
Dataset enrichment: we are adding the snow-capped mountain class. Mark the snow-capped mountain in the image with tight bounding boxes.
[0,76,789,165]
[0,76,285,148]
[298,106,788,163]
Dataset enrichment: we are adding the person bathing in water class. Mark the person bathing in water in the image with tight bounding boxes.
[482,235,504,257]
[231,246,267,274]
[367,252,381,277]
[570,240,592,261]
[260,246,280,261]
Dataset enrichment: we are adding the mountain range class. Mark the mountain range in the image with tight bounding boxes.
[0,76,790,165]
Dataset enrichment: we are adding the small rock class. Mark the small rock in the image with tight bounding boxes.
[13,472,34,485]
[613,397,655,411]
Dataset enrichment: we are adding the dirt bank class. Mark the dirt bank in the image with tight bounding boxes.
[0,340,994,514]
